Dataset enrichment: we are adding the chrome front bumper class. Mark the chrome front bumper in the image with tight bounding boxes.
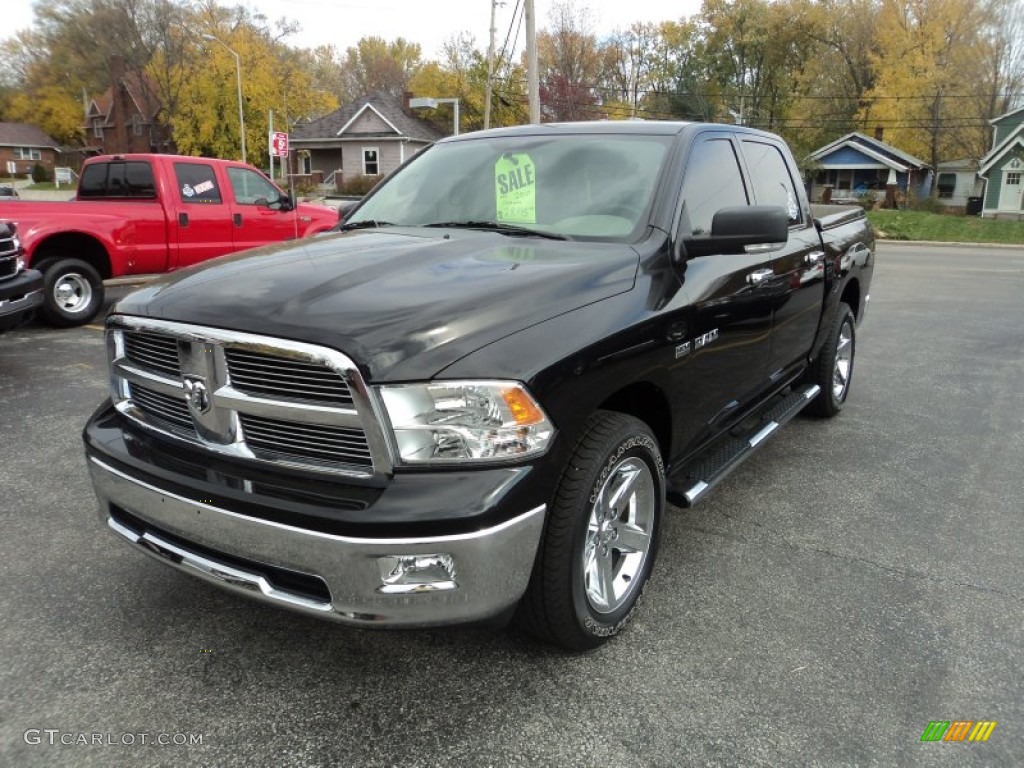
[88,457,546,627]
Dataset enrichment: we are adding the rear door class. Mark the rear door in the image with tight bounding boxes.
[224,166,298,251]
[668,132,776,450]
[738,138,825,377]
[168,160,235,269]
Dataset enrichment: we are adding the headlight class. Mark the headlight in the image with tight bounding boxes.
[378,380,554,464]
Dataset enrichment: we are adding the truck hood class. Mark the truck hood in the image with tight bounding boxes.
[114,228,639,381]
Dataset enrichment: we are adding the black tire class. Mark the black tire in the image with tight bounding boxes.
[806,301,856,417]
[36,258,104,327]
[515,411,665,650]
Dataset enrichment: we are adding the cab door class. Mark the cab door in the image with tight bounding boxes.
[168,160,236,269]
[738,138,826,377]
[668,133,775,451]
[224,166,298,251]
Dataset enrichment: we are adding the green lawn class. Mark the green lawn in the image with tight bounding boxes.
[867,210,1024,244]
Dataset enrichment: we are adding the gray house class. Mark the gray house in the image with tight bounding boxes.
[979,106,1024,219]
[289,92,444,189]
[807,132,931,204]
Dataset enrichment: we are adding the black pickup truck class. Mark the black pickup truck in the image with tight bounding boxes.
[84,122,873,649]
[0,221,43,333]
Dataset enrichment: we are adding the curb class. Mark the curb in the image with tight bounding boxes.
[875,239,1024,249]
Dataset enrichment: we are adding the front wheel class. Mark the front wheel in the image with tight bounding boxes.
[515,411,665,650]
[806,301,856,417]
[37,258,104,327]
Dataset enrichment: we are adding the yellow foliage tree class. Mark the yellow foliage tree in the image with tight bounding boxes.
[857,0,999,174]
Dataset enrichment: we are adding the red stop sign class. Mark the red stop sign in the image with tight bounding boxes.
[271,132,289,157]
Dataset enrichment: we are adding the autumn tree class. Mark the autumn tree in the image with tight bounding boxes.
[856,0,1011,177]
[337,37,423,103]
[537,1,603,121]
[170,4,335,162]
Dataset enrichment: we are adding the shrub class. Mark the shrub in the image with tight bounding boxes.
[337,174,381,197]
[31,163,50,183]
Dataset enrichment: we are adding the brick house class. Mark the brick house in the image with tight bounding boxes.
[0,122,61,178]
[289,91,443,189]
[83,55,174,157]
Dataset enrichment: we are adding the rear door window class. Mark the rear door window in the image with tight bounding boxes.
[174,162,222,204]
[741,140,803,225]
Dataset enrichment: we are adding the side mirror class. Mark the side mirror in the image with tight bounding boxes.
[337,200,359,222]
[277,194,294,212]
[682,205,789,258]
[253,196,270,208]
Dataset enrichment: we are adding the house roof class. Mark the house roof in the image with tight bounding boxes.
[290,91,444,144]
[808,132,929,172]
[86,70,162,125]
[989,105,1024,126]
[979,123,1024,175]
[0,122,60,149]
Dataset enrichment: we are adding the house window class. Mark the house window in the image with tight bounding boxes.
[132,114,144,136]
[1007,172,1021,186]
[93,120,104,139]
[937,173,956,199]
[363,148,379,175]
[14,148,42,161]
[300,152,312,175]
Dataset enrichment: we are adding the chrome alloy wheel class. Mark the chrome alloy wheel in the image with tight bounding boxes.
[833,317,854,401]
[54,272,94,314]
[582,457,656,614]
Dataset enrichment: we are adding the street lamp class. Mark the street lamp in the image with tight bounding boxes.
[409,97,460,136]
[202,33,247,164]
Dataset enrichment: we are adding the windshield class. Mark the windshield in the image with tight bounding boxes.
[347,133,672,240]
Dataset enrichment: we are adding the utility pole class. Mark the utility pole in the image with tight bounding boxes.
[525,0,539,124]
[484,0,499,130]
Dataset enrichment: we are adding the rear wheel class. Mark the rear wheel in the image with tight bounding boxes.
[37,258,104,327]
[806,301,855,417]
[515,411,665,650]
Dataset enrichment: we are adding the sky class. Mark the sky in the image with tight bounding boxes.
[3,0,704,59]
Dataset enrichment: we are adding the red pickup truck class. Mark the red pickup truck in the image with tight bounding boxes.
[0,154,339,326]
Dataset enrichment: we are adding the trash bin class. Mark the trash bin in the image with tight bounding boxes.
[966,196,983,216]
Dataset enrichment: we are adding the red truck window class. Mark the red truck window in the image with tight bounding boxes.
[174,162,223,204]
[226,166,283,206]
[79,161,156,199]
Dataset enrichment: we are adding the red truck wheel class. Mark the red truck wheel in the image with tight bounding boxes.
[36,258,104,328]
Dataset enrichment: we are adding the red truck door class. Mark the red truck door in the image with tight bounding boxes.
[223,165,298,251]
[168,160,237,269]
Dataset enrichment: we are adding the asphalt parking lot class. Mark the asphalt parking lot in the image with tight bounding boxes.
[1,242,1022,767]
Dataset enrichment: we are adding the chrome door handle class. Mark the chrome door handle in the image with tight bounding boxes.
[746,269,774,285]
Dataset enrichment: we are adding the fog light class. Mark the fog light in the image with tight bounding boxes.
[376,554,457,594]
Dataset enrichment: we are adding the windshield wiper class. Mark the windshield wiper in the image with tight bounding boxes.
[423,221,569,240]
[338,219,395,232]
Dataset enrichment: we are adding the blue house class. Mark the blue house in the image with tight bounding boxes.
[807,132,931,204]
[978,106,1024,219]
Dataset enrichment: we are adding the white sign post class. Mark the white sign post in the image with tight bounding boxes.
[55,167,73,188]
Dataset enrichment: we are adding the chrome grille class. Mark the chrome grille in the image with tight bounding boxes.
[240,414,373,469]
[129,382,194,434]
[0,255,17,280]
[124,332,181,377]
[225,348,353,405]
[108,318,389,478]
